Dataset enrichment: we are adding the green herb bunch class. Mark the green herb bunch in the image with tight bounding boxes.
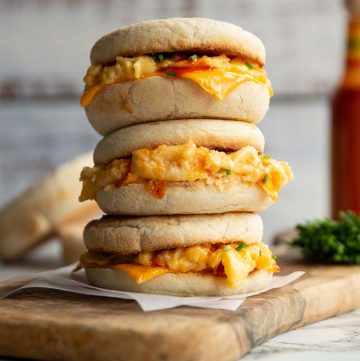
[293,211,360,264]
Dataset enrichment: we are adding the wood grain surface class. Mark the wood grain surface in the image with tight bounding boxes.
[0,254,359,361]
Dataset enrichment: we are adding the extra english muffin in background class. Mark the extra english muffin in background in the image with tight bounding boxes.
[0,153,99,261]
[56,205,102,264]
[80,213,279,296]
[80,18,273,135]
[79,119,293,215]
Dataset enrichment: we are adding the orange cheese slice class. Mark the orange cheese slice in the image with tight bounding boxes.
[181,68,272,100]
[113,264,170,284]
[80,84,103,107]
[80,68,272,106]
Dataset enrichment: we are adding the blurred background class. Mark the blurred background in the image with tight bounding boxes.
[0,0,347,247]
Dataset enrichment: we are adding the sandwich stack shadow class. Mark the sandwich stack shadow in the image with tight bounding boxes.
[78,18,294,296]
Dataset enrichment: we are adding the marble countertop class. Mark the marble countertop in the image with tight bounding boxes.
[243,308,360,360]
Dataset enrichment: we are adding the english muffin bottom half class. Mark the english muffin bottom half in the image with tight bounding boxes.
[80,213,279,296]
[81,18,272,135]
[79,119,293,215]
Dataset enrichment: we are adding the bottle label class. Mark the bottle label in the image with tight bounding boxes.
[343,19,360,88]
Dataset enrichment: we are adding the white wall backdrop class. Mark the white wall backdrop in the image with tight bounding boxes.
[0,0,343,240]
[0,0,346,98]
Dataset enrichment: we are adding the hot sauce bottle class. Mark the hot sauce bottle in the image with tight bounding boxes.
[332,0,360,218]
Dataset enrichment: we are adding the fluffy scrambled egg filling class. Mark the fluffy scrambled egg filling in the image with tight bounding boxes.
[79,141,293,202]
[81,54,272,105]
[80,242,279,288]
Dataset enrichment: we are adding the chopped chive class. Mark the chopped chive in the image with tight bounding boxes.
[188,54,198,62]
[166,71,177,76]
[153,54,165,61]
[245,62,255,70]
[220,168,231,176]
[222,245,232,251]
[263,174,269,183]
[259,250,262,256]
[258,151,271,159]
[272,255,278,260]
[235,243,246,252]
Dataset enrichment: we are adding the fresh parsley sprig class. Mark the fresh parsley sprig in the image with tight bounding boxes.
[293,211,360,264]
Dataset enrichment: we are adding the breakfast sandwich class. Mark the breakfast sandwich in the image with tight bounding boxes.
[80,18,272,135]
[78,18,293,297]
[80,213,279,296]
[79,120,293,215]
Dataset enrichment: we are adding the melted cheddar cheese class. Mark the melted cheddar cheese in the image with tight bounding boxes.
[80,54,272,106]
[80,242,279,288]
[79,141,293,202]
[113,264,170,283]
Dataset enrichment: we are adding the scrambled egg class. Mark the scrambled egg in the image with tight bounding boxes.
[79,141,294,202]
[81,54,272,105]
[81,242,279,288]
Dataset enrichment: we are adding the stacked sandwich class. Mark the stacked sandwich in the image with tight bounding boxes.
[78,18,293,296]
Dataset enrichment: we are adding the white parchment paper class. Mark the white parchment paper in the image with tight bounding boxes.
[0,265,304,312]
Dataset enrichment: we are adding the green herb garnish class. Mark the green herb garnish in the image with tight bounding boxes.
[258,151,271,159]
[263,154,271,160]
[235,243,246,252]
[272,255,278,260]
[293,211,360,264]
[220,168,231,176]
[188,54,198,62]
[259,250,262,256]
[222,245,232,251]
[153,54,165,62]
[166,71,177,77]
[263,174,269,183]
[245,62,255,70]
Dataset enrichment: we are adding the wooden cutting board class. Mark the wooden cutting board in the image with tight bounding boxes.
[0,254,359,361]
